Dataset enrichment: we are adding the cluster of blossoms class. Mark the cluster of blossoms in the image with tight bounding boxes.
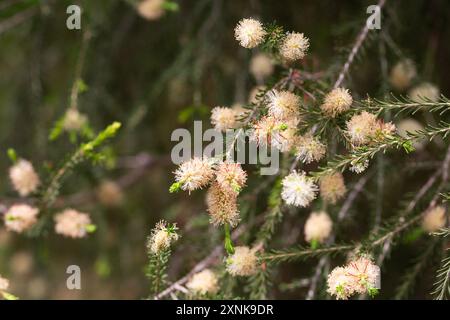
[54,209,94,239]
[281,170,318,207]
[304,211,333,245]
[5,158,96,238]
[186,269,219,295]
[327,256,381,300]
[422,205,447,233]
[225,246,258,277]
[173,158,247,228]
[346,111,396,146]
[234,18,309,63]
[147,220,179,254]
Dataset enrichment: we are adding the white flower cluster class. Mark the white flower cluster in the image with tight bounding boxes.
[327,256,380,299]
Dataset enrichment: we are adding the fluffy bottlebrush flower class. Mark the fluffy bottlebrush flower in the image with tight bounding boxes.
[280,32,310,62]
[4,204,39,233]
[345,256,380,295]
[320,88,353,118]
[267,90,301,121]
[211,107,239,131]
[250,53,274,81]
[147,220,179,254]
[226,246,258,276]
[63,108,87,131]
[54,209,92,239]
[174,157,215,192]
[397,118,426,150]
[422,206,447,233]
[319,173,347,204]
[97,181,123,207]
[409,82,440,103]
[234,18,266,49]
[295,134,326,164]
[304,211,333,244]
[346,111,378,145]
[328,256,380,300]
[215,162,247,194]
[186,269,219,295]
[281,171,318,207]
[9,159,40,197]
[137,0,165,21]
[347,111,396,146]
[206,183,240,227]
[389,59,416,91]
[327,266,355,300]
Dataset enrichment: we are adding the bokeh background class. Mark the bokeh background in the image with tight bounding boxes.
[0,0,449,299]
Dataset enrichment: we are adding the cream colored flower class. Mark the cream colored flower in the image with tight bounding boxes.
[4,204,39,233]
[280,32,309,62]
[226,246,258,276]
[234,18,266,49]
[215,162,247,193]
[267,90,301,121]
[327,266,355,300]
[328,256,380,300]
[281,171,318,207]
[206,183,240,227]
[345,256,380,294]
[304,211,333,244]
[211,107,239,131]
[186,269,219,295]
[321,88,353,117]
[63,108,87,131]
[174,157,215,192]
[250,53,274,81]
[54,209,92,238]
[346,111,378,145]
[97,181,123,207]
[320,173,347,204]
[422,206,447,233]
[147,220,179,254]
[409,82,440,103]
[389,59,416,91]
[137,0,165,21]
[295,134,326,164]
[9,159,40,197]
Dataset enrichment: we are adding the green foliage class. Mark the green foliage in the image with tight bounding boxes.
[146,249,172,298]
